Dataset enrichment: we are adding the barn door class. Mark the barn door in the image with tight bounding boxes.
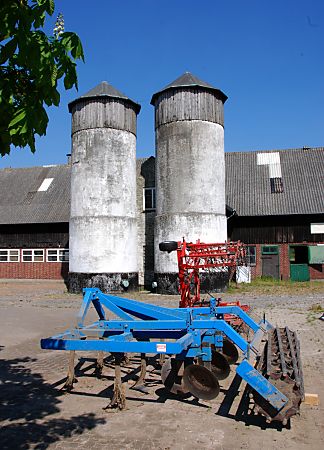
[261,246,279,279]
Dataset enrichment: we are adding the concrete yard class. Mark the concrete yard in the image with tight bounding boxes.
[0,280,323,450]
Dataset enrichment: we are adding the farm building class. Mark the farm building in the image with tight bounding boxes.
[0,75,323,289]
[0,164,70,280]
[0,146,323,286]
[225,147,324,282]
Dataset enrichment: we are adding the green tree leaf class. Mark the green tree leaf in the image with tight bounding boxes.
[8,109,27,129]
[0,1,84,156]
[0,38,17,65]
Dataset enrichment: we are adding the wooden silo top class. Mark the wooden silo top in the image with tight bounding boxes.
[68,81,141,114]
[151,73,227,128]
[68,81,141,135]
[150,72,227,105]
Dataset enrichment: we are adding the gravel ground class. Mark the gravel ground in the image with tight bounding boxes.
[0,280,323,450]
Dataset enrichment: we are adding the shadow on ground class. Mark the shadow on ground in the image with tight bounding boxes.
[0,352,106,450]
[216,373,286,430]
[58,355,285,430]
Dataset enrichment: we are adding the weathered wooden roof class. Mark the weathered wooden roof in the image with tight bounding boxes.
[225,147,324,216]
[151,72,228,105]
[68,81,141,113]
[0,165,71,224]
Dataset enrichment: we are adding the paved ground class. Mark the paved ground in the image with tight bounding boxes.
[0,280,323,449]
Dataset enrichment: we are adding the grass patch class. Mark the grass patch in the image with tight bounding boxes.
[226,277,324,296]
[308,303,324,313]
[306,308,323,323]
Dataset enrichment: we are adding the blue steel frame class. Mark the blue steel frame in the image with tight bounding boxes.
[41,288,288,412]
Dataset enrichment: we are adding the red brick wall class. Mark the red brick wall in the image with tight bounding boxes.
[309,264,324,279]
[308,242,324,279]
[251,244,262,278]
[280,243,290,280]
[0,262,68,280]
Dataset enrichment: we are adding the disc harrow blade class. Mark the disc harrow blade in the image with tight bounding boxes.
[211,348,231,380]
[161,357,190,397]
[183,364,220,400]
[254,327,304,424]
[222,339,239,365]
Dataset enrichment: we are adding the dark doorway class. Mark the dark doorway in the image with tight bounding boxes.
[291,246,308,263]
[261,246,279,279]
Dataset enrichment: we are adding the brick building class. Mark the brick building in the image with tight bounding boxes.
[0,147,323,284]
[0,165,70,280]
[225,147,324,282]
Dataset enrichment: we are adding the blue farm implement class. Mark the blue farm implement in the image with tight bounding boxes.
[41,288,304,424]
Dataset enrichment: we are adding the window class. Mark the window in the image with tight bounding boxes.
[38,177,54,192]
[289,245,308,264]
[143,187,156,210]
[311,223,324,234]
[289,246,295,262]
[47,249,69,262]
[309,245,324,264]
[22,249,44,262]
[261,246,278,255]
[270,177,284,193]
[0,249,20,262]
[257,152,284,193]
[246,246,256,266]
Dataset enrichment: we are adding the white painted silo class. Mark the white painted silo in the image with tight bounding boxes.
[68,81,141,292]
[151,73,228,293]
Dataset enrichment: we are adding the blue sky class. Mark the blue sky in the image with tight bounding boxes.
[1,0,323,168]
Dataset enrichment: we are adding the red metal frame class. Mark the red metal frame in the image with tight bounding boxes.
[176,239,247,308]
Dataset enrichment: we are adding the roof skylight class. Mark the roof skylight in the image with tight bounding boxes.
[38,178,54,192]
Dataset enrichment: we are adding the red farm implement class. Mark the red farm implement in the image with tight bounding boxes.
[159,239,250,331]
[159,239,247,305]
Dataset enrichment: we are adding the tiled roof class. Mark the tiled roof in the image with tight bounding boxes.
[225,147,324,216]
[0,147,323,224]
[0,165,71,224]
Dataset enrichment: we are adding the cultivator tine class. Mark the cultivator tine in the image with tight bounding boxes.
[121,353,130,366]
[159,352,166,367]
[94,351,104,378]
[62,350,77,391]
[131,353,149,393]
[104,353,126,410]
[137,353,147,385]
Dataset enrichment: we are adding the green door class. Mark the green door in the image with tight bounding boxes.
[290,264,310,282]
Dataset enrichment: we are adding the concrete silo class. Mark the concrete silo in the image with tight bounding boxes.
[151,72,228,293]
[68,81,141,292]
